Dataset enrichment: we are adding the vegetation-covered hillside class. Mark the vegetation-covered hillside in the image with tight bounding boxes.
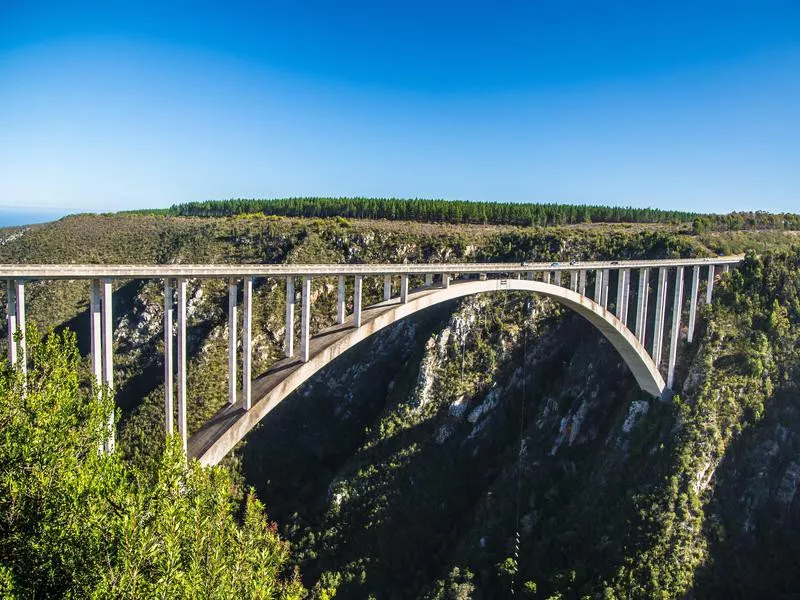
[0,209,798,598]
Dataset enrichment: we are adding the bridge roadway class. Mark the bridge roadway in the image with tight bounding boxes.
[0,255,742,280]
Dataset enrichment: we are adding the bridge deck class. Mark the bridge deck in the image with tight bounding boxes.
[0,256,743,280]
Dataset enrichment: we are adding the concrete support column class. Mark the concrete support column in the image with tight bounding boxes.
[353,275,363,327]
[623,270,632,322]
[569,270,578,292]
[400,275,409,303]
[706,265,715,304]
[527,271,535,281]
[601,269,610,309]
[620,269,631,326]
[687,266,700,343]
[88,279,112,452]
[300,276,311,362]
[554,271,562,286]
[578,270,587,296]
[13,281,26,377]
[425,273,433,286]
[593,270,602,303]
[441,274,450,289]
[383,274,392,301]
[101,279,113,452]
[337,275,346,324]
[635,268,649,345]
[242,277,253,410]
[543,271,551,285]
[615,270,626,322]
[667,267,685,388]
[228,279,237,405]
[89,281,103,453]
[285,277,295,357]
[163,279,174,433]
[6,281,17,366]
[176,277,187,452]
[101,280,113,387]
[652,268,668,368]
[723,264,730,274]
[89,281,102,388]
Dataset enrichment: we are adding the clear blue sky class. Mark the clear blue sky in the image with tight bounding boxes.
[1,1,798,214]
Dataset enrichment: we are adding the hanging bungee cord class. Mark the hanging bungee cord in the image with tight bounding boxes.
[511,298,532,596]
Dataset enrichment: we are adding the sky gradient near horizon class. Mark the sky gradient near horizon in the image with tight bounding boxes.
[1,1,798,214]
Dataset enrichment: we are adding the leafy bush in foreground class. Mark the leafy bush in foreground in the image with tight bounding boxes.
[0,327,305,599]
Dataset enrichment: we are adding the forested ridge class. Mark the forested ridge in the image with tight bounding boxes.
[141,197,800,231]
[0,213,799,598]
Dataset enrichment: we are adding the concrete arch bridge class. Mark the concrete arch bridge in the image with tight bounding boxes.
[1,257,742,464]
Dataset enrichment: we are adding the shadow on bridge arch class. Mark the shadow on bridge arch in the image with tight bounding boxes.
[190,278,666,466]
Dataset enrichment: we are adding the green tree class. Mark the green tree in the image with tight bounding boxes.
[768,298,790,339]
[0,327,306,599]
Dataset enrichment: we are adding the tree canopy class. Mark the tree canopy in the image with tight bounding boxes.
[145,197,800,231]
[0,327,306,599]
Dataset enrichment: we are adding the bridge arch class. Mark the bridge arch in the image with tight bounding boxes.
[190,278,665,465]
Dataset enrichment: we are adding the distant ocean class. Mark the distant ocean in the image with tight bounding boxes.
[0,208,77,228]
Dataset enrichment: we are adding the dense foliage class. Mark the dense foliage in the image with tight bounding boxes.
[609,249,800,597]
[167,197,696,225]
[0,328,305,599]
[158,197,800,231]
